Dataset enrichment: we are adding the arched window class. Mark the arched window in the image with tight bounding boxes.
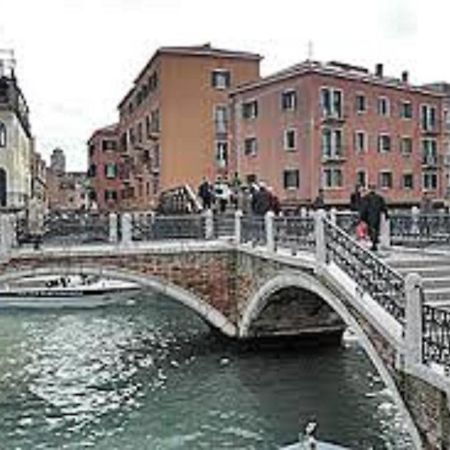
[0,122,6,147]
[0,167,7,207]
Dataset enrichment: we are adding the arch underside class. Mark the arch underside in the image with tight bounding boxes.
[0,264,237,337]
[240,270,422,448]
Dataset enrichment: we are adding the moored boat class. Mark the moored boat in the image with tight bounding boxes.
[0,275,141,308]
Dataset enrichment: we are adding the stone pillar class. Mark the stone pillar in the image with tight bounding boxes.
[265,210,275,252]
[204,209,214,240]
[314,209,326,271]
[329,207,337,224]
[405,272,423,368]
[380,212,391,249]
[109,213,118,244]
[411,206,420,235]
[120,212,132,247]
[234,210,243,245]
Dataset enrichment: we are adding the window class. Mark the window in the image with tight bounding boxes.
[148,72,159,91]
[354,131,366,153]
[422,138,438,165]
[215,141,228,168]
[377,97,390,116]
[320,88,342,118]
[104,190,117,201]
[244,137,257,156]
[211,70,231,89]
[105,163,117,179]
[356,170,367,188]
[153,144,160,169]
[284,129,296,151]
[145,116,151,138]
[129,128,135,146]
[246,174,257,184]
[88,164,96,177]
[323,168,343,188]
[152,176,159,195]
[137,122,143,143]
[378,134,391,152]
[242,100,258,119]
[102,140,117,151]
[283,169,299,189]
[282,90,297,111]
[400,137,413,156]
[322,128,343,159]
[0,122,6,147]
[355,94,366,113]
[400,101,413,119]
[120,133,127,152]
[379,171,393,189]
[151,109,160,133]
[402,173,414,190]
[421,104,437,131]
[423,171,438,190]
[215,105,229,134]
[88,143,95,157]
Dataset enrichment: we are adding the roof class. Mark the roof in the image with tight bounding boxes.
[118,43,262,108]
[231,60,444,98]
[88,123,119,142]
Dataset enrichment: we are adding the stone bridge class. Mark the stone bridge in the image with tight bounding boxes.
[0,210,449,449]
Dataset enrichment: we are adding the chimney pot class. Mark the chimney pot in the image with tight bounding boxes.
[375,63,383,77]
[401,71,409,83]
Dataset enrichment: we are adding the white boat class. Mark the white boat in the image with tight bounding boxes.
[0,275,141,308]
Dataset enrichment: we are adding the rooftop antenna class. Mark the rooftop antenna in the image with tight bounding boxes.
[307,40,314,61]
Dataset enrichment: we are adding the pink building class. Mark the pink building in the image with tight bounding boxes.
[230,61,445,208]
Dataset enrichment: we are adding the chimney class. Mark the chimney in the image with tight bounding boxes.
[375,63,383,78]
[401,71,409,83]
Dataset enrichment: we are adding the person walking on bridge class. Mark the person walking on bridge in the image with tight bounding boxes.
[360,184,388,252]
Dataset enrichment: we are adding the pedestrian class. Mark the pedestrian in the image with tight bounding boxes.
[360,184,388,251]
[251,182,271,215]
[312,189,325,210]
[420,192,432,214]
[198,177,212,210]
[350,184,362,212]
[267,186,281,215]
[214,177,231,213]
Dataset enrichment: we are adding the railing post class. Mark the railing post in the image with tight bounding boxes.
[265,210,275,252]
[234,210,243,245]
[314,209,326,270]
[109,212,118,244]
[405,273,423,367]
[380,212,391,249]
[120,212,132,246]
[204,209,214,240]
[411,206,420,235]
[329,207,337,224]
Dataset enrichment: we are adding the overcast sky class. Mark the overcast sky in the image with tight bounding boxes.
[0,0,445,170]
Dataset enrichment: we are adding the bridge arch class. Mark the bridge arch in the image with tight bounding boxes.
[240,270,422,448]
[0,265,237,337]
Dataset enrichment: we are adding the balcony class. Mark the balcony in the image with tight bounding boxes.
[422,154,441,168]
[321,149,346,164]
[321,111,345,125]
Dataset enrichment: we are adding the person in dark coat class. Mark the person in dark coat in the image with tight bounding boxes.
[252,184,271,215]
[198,177,212,210]
[350,184,362,212]
[312,189,325,210]
[360,185,388,251]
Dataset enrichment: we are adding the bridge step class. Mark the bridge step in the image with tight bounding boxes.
[388,258,450,269]
[422,277,450,290]
[395,266,450,279]
[423,288,450,301]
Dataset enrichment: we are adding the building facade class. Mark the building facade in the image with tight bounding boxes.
[0,50,33,210]
[31,150,47,211]
[231,61,445,208]
[87,124,122,211]
[116,44,261,210]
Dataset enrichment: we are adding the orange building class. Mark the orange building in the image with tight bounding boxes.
[230,61,446,208]
[117,43,261,210]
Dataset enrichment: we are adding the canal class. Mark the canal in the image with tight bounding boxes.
[0,292,413,449]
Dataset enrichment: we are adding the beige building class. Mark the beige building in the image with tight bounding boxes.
[0,50,33,210]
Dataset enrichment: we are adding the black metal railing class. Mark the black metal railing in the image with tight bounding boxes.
[131,214,205,241]
[241,215,266,246]
[274,216,315,253]
[391,213,450,245]
[213,213,235,238]
[422,304,450,371]
[324,218,405,323]
[43,212,110,245]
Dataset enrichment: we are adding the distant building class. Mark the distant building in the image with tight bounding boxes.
[31,149,47,211]
[47,147,89,211]
[0,49,33,210]
[87,124,121,211]
[116,43,261,210]
[231,60,445,208]
[50,147,66,175]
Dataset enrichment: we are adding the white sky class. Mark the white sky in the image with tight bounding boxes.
[0,0,446,170]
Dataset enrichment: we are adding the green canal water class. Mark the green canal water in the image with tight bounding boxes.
[0,292,413,449]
